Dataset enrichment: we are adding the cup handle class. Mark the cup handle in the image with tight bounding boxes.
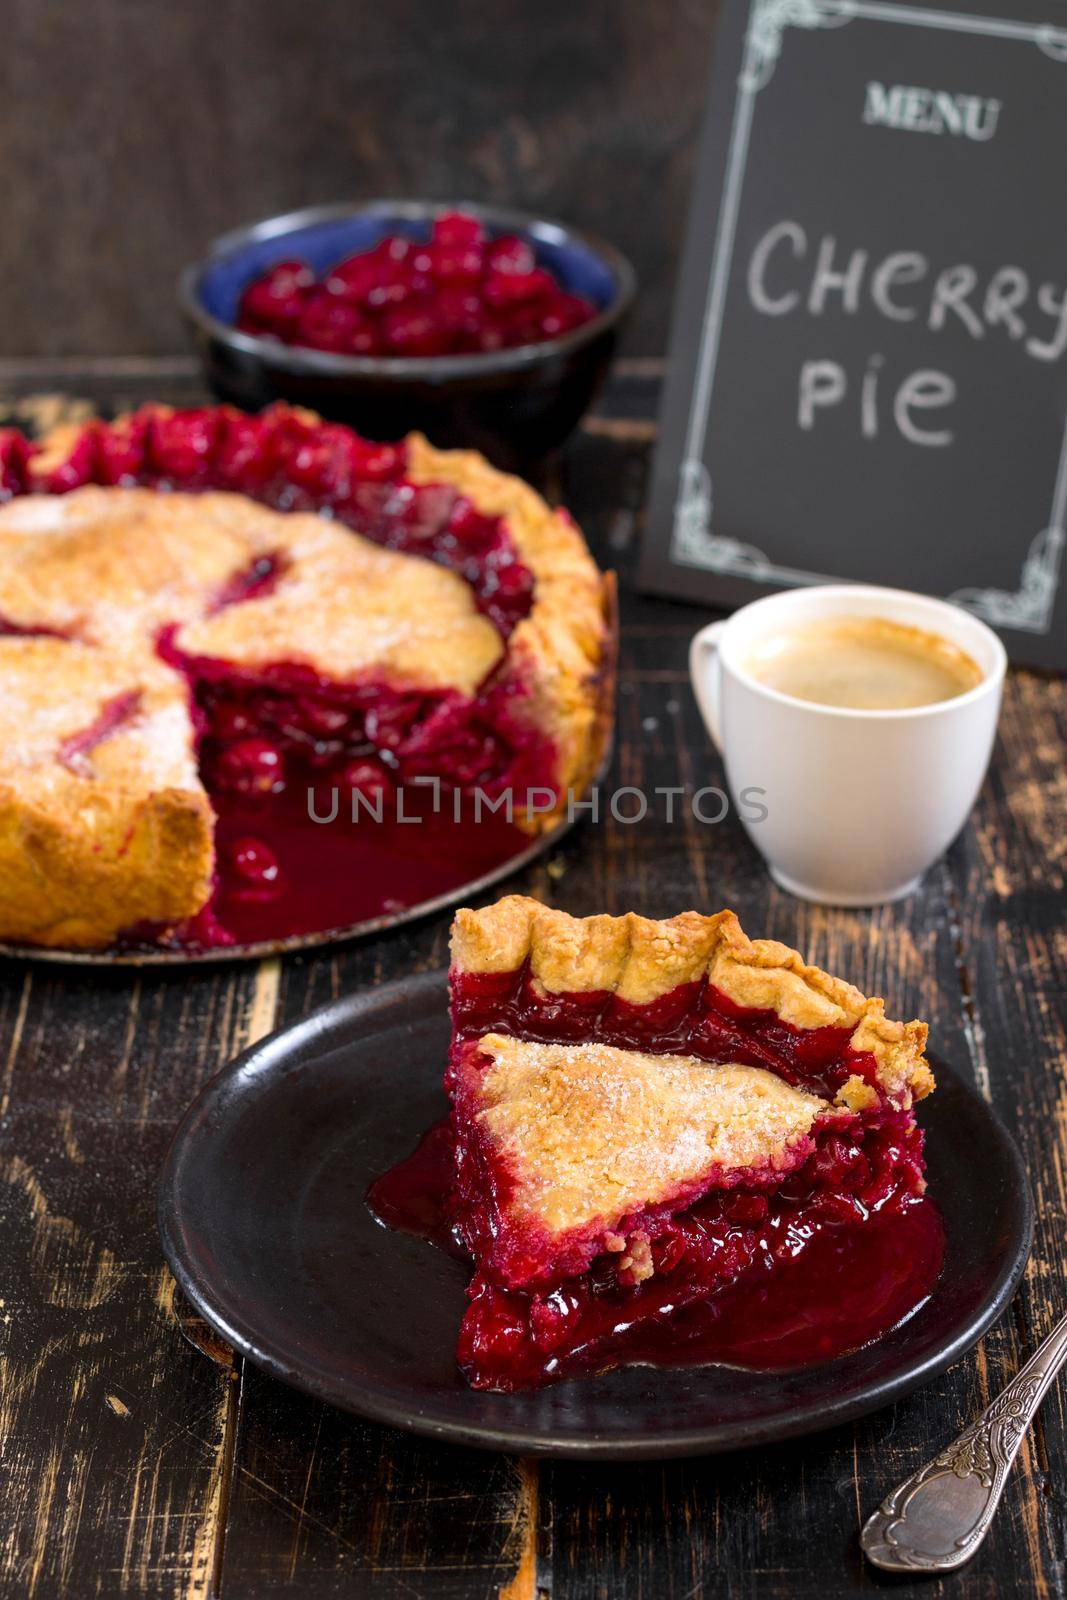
[689,621,726,753]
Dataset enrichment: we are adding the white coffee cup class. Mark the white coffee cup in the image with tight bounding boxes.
[689,584,1006,906]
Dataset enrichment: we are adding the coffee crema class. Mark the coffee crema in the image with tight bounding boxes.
[743,616,983,711]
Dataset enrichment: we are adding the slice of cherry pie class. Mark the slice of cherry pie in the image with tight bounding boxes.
[0,407,613,949]
[373,895,940,1391]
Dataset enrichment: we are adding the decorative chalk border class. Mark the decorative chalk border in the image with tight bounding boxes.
[671,0,1067,634]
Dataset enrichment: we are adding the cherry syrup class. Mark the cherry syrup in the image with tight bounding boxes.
[207,784,531,945]
[368,1120,945,1390]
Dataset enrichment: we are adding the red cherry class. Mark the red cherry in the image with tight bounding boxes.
[0,430,33,496]
[97,415,149,485]
[301,702,351,738]
[229,836,281,888]
[239,259,313,329]
[347,321,380,356]
[474,317,508,352]
[211,703,254,741]
[148,409,220,481]
[447,498,496,549]
[216,738,285,795]
[493,561,534,600]
[359,238,419,309]
[324,253,380,304]
[380,309,453,357]
[41,427,101,493]
[286,422,369,499]
[341,760,395,806]
[365,278,411,311]
[483,268,556,308]
[294,291,364,353]
[537,293,596,338]
[364,692,423,748]
[486,234,535,276]
[427,243,483,282]
[381,481,457,539]
[723,1193,770,1224]
[214,411,274,493]
[434,284,483,328]
[353,440,403,481]
[377,234,413,264]
[432,211,485,250]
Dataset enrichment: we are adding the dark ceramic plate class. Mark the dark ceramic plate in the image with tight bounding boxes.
[158,973,1033,1459]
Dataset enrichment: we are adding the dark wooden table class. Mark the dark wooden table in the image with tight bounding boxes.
[1,361,1064,1600]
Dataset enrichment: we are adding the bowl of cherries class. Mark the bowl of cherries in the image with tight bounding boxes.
[180,200,635,468]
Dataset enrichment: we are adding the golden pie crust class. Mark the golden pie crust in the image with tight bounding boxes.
[0,419,614,949]
[0,637,214,948]
[451,896,935,1108]
[470,1032,830,1237]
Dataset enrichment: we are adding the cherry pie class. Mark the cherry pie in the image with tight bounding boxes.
[371,895,940,1390]
[0,408,613,950]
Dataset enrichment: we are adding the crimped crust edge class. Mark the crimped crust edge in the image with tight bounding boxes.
[450,895,934,1106]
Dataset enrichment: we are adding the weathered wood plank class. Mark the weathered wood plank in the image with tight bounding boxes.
[217,1370,539,1600]
[0,954,280,1598]
[940,669,1067,1597]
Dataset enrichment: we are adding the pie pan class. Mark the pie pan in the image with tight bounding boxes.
[0,808,582,967]
[157,972,1033,1459]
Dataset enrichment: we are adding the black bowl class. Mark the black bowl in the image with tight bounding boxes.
[179,200,636,469]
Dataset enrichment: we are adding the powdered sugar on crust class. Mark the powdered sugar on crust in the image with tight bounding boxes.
[178,502,503,695]
[0,636,213,947]
[0,637,198,792]
[471,1032,828,1236]
[0,486,504,696]
[0,487,261,650]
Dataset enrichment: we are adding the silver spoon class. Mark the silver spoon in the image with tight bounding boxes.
[862,1310,1067,1573]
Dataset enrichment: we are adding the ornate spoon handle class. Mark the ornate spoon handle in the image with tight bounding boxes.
[862,1310,1067,1573]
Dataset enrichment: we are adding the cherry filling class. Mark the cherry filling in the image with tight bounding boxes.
[135,646,560,946]
[457,1118,934,1391]
[235,210,598,357]
[209,552,287,613]
[0,613,71,640]
[186,658,554,799]
[448,965,878,1102]
[369,973,942,1391]
[128,650,559,947]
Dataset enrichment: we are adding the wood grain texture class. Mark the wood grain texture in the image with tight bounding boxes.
[0,370,1063,1598]
[0,0,716,361]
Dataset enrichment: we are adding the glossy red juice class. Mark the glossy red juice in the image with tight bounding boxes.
[368,1115,944,1390]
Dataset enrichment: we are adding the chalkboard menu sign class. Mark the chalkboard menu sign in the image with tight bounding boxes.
[641,0,1067,668]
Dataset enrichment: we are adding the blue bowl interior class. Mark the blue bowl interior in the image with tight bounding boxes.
[196,212,621,328]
